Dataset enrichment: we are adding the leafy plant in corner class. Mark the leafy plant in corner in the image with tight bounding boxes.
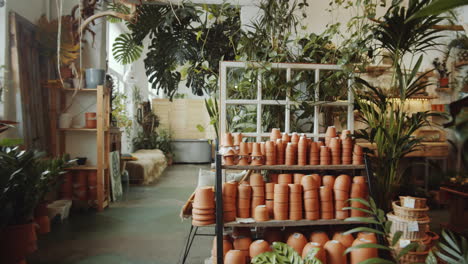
[432,57,450,79]
[252,242,322,264]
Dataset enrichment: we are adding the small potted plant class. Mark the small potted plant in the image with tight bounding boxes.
[432,57,450,88]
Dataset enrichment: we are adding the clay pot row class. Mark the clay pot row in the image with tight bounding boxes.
[60,171,98,201]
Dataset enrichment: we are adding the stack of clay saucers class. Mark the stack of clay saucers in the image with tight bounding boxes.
[192,187,215,226]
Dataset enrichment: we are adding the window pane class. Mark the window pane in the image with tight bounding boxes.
[318,70,348,101]
[227,67,257,100]
[261,68,287,100]
[290,104,315,133]
[262,105,286,133]
[227,104,257,133]
[290,70,316,102]
[318,105,348,133]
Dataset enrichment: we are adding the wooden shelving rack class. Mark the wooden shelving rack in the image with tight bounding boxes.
[213,154,373,263]
[49,85,111,211]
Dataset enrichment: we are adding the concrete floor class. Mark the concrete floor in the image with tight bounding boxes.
[28,164,451,264]
[29,164,213,264]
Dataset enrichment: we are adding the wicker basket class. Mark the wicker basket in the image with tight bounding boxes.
[387,213,430,240]
[393,201,429,220]
[399,196,427,209]
[398,250,429,264]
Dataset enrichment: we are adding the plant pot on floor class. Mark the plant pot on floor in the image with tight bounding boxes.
[0,223,37,264]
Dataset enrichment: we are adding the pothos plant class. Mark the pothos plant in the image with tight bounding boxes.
[252,242,322,264]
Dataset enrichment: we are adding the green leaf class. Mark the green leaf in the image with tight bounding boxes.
[397,242,419,259]
[112,33,143,65]
[343,227,385,236]
[355,258,396,264]
[345,243,392,255]
[391,231,403,246]
[407,0,468,21]
[345,217,380,225]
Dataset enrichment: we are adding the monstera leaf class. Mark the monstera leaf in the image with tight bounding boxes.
[112,33,143,65]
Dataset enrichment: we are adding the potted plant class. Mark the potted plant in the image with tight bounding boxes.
[448,35,468,63]
[155,128,174,165]
[432,57,450,88]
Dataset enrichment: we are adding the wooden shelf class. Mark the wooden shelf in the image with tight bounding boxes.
[222,164,365,171]
[205,219,368,228]
[455,61,468,68]
[62,88,97,92]
[59,128,97,132]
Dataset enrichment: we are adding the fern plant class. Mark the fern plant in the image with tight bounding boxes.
[252,242,322,264]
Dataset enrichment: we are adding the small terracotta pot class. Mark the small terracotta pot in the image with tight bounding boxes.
[304,198,319,211]
[251,143,263,157]
[250,173,265,186]
[287,233,308,254]
[233,133,243,146]
[324,240,346,264]
[239,142,249,155]
[85,112,97,128]
[265,141,277,165]
[274,184,290,194]
[320,186,333,202]
[249,239,271,258]
[278,174,293,184]
[238,198,251,209]
[252,186,265,197]
[310,231,330,246]
[326,126,337,137]
[293,173,305,184]
[302,242,326,262]
[223,133,234,147]
[276,139,285,164]
[270,128,282,141]
[238,184,252,199]
[282,133,290,143]
[322,175,335,190]
[237,156,250,166]
[301,175,319,191]
[264,228,283,244]
[193,187,215,209]
[334,174,351,191]
[350,238,378,264]
[254,205,269,222]
[224,250,246,264]
[223,181,238,198]
[285,143,297,165]
[223,150,236,166]
[304,210,320,220]
[333,232,354,248]
[274,193,289,203]
[304,190,319,199]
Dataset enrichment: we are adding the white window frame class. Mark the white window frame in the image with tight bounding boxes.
[219,61,354,142]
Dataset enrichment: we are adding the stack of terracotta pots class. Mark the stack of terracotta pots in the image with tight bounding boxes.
[320,146,331,165]
[298,135,308,166]
[211,235,233,263]
[302,175,319,220]
[334,175,351,219]
[276,139,285,164]
[223,181,238,222]
[233,236,252,263]
[285,143,297,165]
[320,186,334,219]
[289,184,303,220]
[265,183,274,218]
[342,133,353,164]
[350,177,369,217]
[329,137,342,165]
[251,143,264,165]
[238,142,250,166]
[387,196,433,264]
[251,173,265,216]
[222,133,237,166]
[352,145,364,165]
[325,126,337,146]
[192,187,215,226]
[309,142,320,165]
[265,141,276,165]
[273,184,289,220]
[238,183,252,218]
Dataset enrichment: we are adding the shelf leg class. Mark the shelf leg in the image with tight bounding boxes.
[215,153,224,264]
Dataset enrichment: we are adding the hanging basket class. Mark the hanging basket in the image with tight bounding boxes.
[392,201,429,220]
[387,213,430,240]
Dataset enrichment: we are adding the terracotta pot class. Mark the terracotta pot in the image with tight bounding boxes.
[282,133,290,143]
[269,173,279,183]
[290,201,303,212]
[304,198,319,211]
[288,184,302,194]
[298,136,308,166]
[193,187,215,209]
[301,175,319,191]
[324,240,347,264]
[274,193,289,203]
[335,200,349,211]
[285,143,297,165]
[0,223,37,264]
[260,142,266,156]
[193,213,216,221]
[321,201,333,212]
[335,210,349,220]
[290,133,299,144]
[254,205,269,222]
[264,228,283,244]
[238,184,252,199]
[287,233,308,254]
[310,174,321,186]
[250,173,265,187]
[247,142,253,154]
[193,208,215,215]
[239,142,249,156]
[251,143,262,157]
[278,174,293,184]
[224,211,237,222]
[353,176,366,185]
[232,227,251,238]
[224,250,246,264]
[251,156,264,166]
[223,201,236,212]
[265,183,275,194]
[290,193,303,203]
[192,218,216,226]
[234,237,253,251]
[302,242,327,263]
[270,128,282,141]
[251,197,265,213]
[350,238,378,264]
[340,130,351,140]
[289,210,303,220]
[249,239,271,258]
[238,156,250,166]
[322,176,335,189]
[310,231,329,246]
[238,198,251,209]
[357,232,377,243]
[265,200,274,218]
[212,236,233,258]
[35,216,50,235]
[304,190,319,199]
[252,186,265,197]
[334,175,351,192]
[265,141,276,165]
[332,232,354,248]
[233,133,243,146]
[326,126,337,137]
[320,186,333,202]
[223,133,234,147]
[293,174,304,184]
[321,211,334,219]
[274,184,289,194]
[85,112,97,129]
[304,210,320,220]
[273,205,288,220]
[334,190,349,201]
[276,139,285,164]
[223,181,238,198]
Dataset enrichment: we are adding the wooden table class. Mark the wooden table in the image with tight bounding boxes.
[440,186,468,234]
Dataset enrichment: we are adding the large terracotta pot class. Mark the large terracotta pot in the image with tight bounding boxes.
[0,223,37,264]
[249,240,271,258]
[287,233,308,254]
[324,240,347,264]
[309,231,329,246]
[302,242,327,263]
[224,250,246,264]
[350,238,378,264]
[332,232,354,248]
